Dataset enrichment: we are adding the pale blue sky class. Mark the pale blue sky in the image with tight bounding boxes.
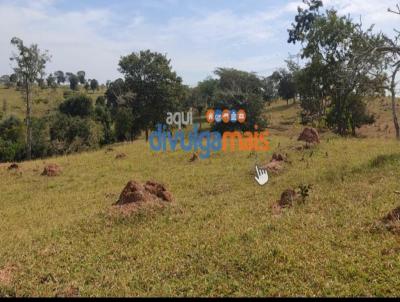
[0,0,398,85]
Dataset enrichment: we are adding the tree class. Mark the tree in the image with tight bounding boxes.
[0,75,10,88]
[190,77,218,129]
[10,37,50,159]
[374,5,400,139]
[59,94,93,118]
[275,69,297,105]
[77,71,86,84]
[84,81,90,92]
[46,73,57,88]
[118,50,184,141]
[90,79,99,92]
[54,70,65,85]
[0,115,26,162]
[288,0,384,135]
[212,68,267,132]
[68,73,79,91]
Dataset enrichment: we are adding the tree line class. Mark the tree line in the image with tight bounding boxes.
[0,0,399,163]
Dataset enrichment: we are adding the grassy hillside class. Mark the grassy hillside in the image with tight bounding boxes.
[0,86,105,120]
[0,99,399,297]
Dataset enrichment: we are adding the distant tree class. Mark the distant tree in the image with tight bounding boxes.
[54,70,65,85]
[68,74,79,91]
[118,50,184,141]
[261,76,277,104]
[94,100,114,144]
[105,78,126,109]
[84,81,90,92]
[90,79,99,92]
[46,73,57,88]
[0,75,10,88]
[212,68,267,132]
[277,69,297,105]
[10,37,50,159]
[77,71,86,84]
[37,78,46,89]
[190,77,218,129]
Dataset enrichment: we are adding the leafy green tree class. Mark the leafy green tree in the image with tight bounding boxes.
[275,69,297,105]
[10,37,51,159]
[54,71,65,85]
[114,107,138,141]
[374,5,400,139]
[46,73,57,88]
[68,73,79,91]
[288,0,385,135]
[90,79,99,92]
[94,103,114,144]
[49,113,101,154]
[59,94,93,118]
[212,68,267,132]
[77,71,86,84]
[189,77,218,129]
[118,50,184,141]
[84,81,90,92]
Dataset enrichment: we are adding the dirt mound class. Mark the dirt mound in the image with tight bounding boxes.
[116,180,172,206]
[382,207,400,223]
[278,189,299,208]
[298,127,320,144]
[115,153,127,159]
[272,153,287,162]
[7,163,19,170]
[41,164,62,176]
[264,160,283,174]
[189,153,199,162]
[381,206,400,234]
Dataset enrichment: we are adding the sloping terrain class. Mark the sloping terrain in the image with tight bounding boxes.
[0,100,400,297]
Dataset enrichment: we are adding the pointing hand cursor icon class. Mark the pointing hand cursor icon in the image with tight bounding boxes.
[255,165,269,186]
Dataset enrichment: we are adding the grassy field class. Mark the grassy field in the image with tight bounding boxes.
[0,95,400,296]
[0,86,105,119]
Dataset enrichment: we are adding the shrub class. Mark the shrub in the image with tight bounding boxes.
[59,94,93,118]
[49,113,103,154]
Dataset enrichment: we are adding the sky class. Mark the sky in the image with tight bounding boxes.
[0,0,398,86]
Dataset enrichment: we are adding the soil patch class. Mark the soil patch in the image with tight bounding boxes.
[42,164,62,176]
[116,180,173,206]
[7,163,19,171]
[298,127,320,144]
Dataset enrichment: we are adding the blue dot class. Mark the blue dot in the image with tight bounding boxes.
[230,110,237,122]
[215,109,222,123]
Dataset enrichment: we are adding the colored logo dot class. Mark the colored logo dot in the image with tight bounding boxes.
[222,109,231,123]
[238,109,246,124]
[230,110,237,123]
[206,109,215,123]
[215,110,222,123]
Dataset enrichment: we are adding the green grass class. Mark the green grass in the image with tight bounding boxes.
[0,86,105,120]
[0,99,400,297]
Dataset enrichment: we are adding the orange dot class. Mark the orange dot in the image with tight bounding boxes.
[206,109,215,123]
[237,109,246,124]
[222,109,231,123]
